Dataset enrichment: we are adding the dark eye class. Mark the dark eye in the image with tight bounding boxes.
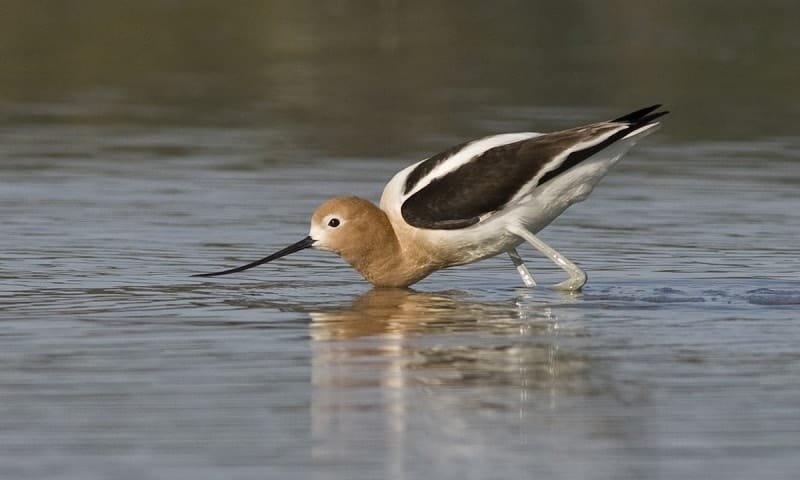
[328,218,340,228]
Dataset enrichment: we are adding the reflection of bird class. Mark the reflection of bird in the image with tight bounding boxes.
[310,289,454,340]
[308,288,554,340]
[308,288,591,392]
[196,106,667,289]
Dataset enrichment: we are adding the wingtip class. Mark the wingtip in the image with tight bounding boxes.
[639,109,669,124]
[612,104,668,124]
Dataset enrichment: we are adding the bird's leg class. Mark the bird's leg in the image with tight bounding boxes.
[507,248,536,287]
[507,226,587,291]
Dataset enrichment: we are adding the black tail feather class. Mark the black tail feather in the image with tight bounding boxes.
[613,104,669,125]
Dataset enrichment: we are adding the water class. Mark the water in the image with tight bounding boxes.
[2,2,800,479]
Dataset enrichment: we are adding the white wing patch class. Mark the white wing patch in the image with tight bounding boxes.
[403,132,541,200]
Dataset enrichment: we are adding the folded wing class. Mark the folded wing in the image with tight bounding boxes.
[401,105,667,230]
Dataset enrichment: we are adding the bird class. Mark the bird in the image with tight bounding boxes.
[194,105,668,289]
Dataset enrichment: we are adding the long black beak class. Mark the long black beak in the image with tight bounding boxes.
[192,236,314,278]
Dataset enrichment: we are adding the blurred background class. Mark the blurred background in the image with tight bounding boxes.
[2,2,800,479]
[2,0,798,154]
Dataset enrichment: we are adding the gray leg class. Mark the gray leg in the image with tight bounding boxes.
[507,225,587,291]
[507,248,536,287]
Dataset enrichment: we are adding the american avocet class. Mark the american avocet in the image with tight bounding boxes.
[195,105,667,289]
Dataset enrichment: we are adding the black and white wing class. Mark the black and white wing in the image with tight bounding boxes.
[394,105,667,230]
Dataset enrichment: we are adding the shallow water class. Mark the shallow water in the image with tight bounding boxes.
[2,2,800,479]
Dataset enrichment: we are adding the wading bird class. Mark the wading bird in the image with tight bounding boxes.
[195,105,667,289]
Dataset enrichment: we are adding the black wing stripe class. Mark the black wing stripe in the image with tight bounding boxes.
[538,109,667,186]
[536,129,628,186]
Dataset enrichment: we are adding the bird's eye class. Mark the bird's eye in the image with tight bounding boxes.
[328,218,341,228]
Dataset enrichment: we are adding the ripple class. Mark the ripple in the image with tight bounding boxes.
[745,288,800,306]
